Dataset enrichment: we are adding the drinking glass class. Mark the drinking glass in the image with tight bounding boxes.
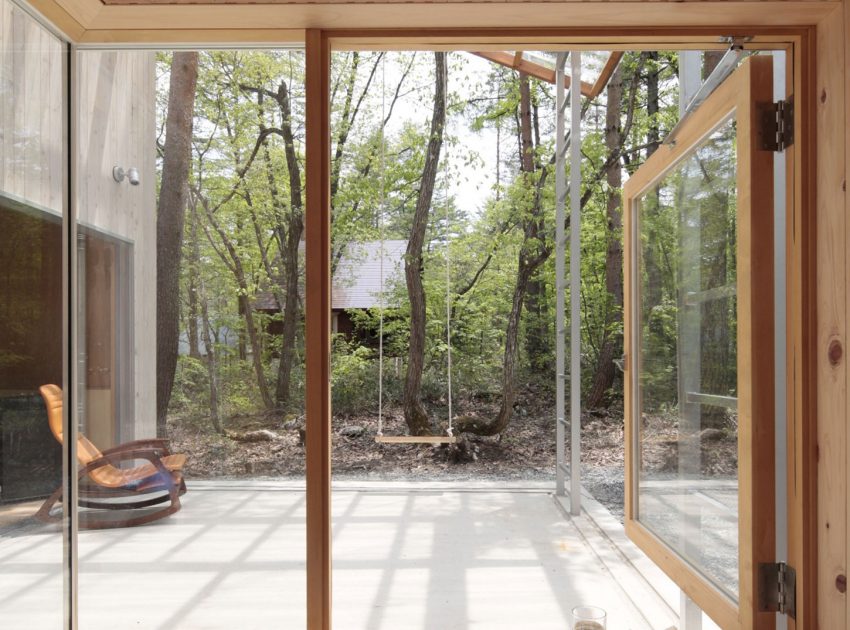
[572,605,606,630]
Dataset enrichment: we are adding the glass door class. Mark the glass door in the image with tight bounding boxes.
[0,1,68,626]
[72,47,308,628]
[623,55,777,629]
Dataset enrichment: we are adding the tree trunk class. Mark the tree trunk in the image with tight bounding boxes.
[273,79,304,408]
[200,299,221,434]
[193,208,222,433]
[186,207,201,359]
[699,49,734,430]
[455,72,550,437]
[239,290,273,409]
[156,52,199,436]
[643,54,664,316]
[199,194,275,410]
[402,52,446,436]
[703,51,725,80]
[587,65,624,409]
[699,192,734,429]
[525,86,551,376]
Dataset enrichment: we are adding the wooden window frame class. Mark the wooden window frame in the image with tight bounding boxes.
[622,55,776,629]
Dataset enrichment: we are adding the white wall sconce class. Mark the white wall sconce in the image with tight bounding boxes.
[113,166,140,186]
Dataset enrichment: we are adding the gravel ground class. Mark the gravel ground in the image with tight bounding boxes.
[581,465,626,522]
[164,390,734,529]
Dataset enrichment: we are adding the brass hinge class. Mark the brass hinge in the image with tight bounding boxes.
[758,562,796,619]
[759,98,794,152]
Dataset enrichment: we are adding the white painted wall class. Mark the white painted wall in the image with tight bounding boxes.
[76,50,157,440]
[0,0,64,214]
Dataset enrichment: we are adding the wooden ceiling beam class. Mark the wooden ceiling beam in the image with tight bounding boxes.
[471,50,595,96]
[587,50,624,99]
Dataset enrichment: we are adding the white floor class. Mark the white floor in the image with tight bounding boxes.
[0,481,673,629]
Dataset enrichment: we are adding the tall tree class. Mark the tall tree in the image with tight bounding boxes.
[457,55,648,435]
[188,201,223,433]
[701,49,735,429]
[642,52,664,314]
[402,52,447,436]
[254,79,304,408]
[156,51,199,436]
[524,87,551,376]
[587,65,624,408]
[456,71,553,436]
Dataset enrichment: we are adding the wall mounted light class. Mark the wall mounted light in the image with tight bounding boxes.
[113,166,140,186]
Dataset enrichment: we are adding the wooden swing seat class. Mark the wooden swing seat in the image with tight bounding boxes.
[375,435,457,444]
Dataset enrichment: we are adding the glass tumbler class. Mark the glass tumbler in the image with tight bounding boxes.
[572,605,606,630]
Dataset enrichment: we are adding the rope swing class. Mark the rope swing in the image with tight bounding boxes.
[376,52,387,439]
[375,53,457,445]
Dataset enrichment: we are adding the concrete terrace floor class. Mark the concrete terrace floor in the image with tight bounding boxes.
[0,480,675,629]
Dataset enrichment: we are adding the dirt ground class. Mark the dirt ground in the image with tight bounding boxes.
[168,386,737,522]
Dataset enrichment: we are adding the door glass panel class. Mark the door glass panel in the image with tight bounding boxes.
[635,116,739,600]
[75,48,307,627]
[0,0,66,625]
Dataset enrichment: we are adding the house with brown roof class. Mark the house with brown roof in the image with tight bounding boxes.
[255,240,407,338]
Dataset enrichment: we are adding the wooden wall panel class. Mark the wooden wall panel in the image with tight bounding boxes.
[845,0,850,625]
[76,50,157,442]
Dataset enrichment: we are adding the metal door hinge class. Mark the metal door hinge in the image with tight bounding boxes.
[758,562,796,619]
[760,98,794,152]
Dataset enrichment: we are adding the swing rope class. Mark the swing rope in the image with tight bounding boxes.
[377,53,387,438]
[444,112,454,438]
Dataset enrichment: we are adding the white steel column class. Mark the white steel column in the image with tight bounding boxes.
[554,52,567,496]
[569,50,582,516]
[677,49,703,630]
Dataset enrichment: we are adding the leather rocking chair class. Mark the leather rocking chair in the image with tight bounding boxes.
[35,384,187,529]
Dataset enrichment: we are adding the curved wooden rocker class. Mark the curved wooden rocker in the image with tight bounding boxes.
[36,384,187,529]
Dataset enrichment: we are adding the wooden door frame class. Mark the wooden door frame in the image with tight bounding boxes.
[304,25,820,630]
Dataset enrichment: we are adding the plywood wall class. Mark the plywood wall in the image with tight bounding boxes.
[76,50,157,440]
[0,0,64,213]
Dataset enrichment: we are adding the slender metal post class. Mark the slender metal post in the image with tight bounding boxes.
[64,42,79,630]
[569,50,582,516]
[676,50,702,630]
[554,52,567,496]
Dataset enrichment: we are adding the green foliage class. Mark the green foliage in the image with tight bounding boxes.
[158,48,705,430]
[331,336,381,415]
[169,356,209,415]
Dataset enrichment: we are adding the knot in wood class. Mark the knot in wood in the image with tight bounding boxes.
[836,574,847,594]
[828,339,843,366]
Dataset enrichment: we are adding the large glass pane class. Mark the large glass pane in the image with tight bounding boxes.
[75,49,307,627]
[635,116,739,599]
[0,0,66,625]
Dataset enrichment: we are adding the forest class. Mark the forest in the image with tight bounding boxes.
[153,49,738,476]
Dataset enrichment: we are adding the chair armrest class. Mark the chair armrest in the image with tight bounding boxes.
[101,439,172,457]
[81,449,177,491]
